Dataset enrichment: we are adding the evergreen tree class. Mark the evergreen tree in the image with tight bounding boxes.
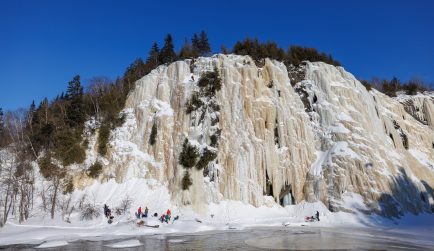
[37,98,49,125]
[0,107,4,146]
[221,45,229,54]
[0,107,4,132]
[27,100,36,133]
[66,75,83,100]
[159,34,177,64]
[123,58,146,96]
[191,33,200,57]
[146,42,160,69]
[390,77,400,92]
[29,100,36,115]
[66,75,85,127]
[179,139,199,168]
[198,31,211,56]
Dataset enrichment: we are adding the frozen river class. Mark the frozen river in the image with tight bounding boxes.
[1,226,433,250]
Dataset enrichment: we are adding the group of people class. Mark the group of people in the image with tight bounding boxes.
[135,207,178,224]
[159,209,172,223]
[135,206,149,219]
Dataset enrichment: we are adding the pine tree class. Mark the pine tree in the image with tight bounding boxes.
[123,58,147,95]
[178,139,199,168]
[191,33,200,57]
[390,77,400,92]
[65,75,85,127]
[198,31,211,56]
[29,100,36,115]
[159,34,177,64]
[221,45,229,54]
[66,75,83,100]
[28,100,36,132]
[37,98,49,125]
[146,42,160,69]
[0,107,4,131]
[0,107,5,146]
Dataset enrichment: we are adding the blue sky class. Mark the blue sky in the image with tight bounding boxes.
[1,0,433,110]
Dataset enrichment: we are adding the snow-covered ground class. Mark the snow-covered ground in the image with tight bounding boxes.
[0,178,433,246]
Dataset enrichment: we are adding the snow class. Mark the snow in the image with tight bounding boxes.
[338,112,354,122]
[409,148,434,171]
[107,239,142,248]
[329,123,350,134]
[1,189,434,246]
[309,151,328,176]
[331,141,360,159]
[138,99,174,117]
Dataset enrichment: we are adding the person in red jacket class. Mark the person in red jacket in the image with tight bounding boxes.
[166,209,171,216]
[136,206,142,219]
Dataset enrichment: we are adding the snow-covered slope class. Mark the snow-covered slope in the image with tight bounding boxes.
[75,54,434,217]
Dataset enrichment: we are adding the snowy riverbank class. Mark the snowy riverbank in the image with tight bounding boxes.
[1,192,434,246]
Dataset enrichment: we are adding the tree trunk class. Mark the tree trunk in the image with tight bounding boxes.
[51,180,59,219]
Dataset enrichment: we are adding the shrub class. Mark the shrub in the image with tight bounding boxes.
[209,100,220,112]
[88,161,103,178]
[196,147,217,170]
[54,128,86,166]
[287,46,340,66]
[80,203,101,220]
[98,124,110,155]
[186,92,204,114]
[210,129,221,148]
[38,153,66,180]
[178,139,199,168]
[197,68,221,96]
[63,176,74,194]
[149,122,157,145]
[115,195,132,215]
[182,171,193,190]
[112,114,126,128]
[360,80,372,91]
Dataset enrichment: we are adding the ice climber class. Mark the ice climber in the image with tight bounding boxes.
[144,207,149,218]
[103,204,109,218]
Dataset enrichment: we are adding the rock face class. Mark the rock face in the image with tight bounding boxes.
[99,54,434,216]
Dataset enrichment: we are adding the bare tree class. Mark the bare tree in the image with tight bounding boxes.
[38,153,67,219]
[87,76,112,120]
[0,109,35,224]
[0,153,15,225]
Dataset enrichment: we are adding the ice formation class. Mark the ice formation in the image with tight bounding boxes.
[79,54,434,217]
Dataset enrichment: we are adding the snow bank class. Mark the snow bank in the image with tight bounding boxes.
[1,190,433,246]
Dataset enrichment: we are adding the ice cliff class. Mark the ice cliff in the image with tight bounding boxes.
[84,54,434,217]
